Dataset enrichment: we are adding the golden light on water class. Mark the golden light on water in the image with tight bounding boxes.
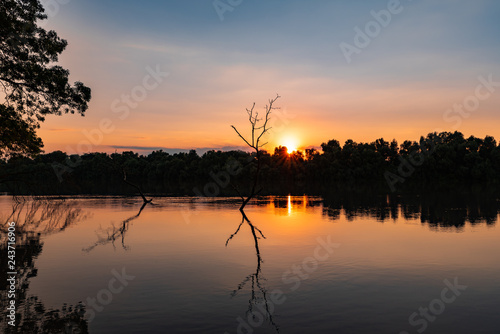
[264,195,316,218]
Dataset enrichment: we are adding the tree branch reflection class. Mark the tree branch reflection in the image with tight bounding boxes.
[226,209,279,332]
[83,201,149,253]
[0,197,88,333]
[4,196,86,235]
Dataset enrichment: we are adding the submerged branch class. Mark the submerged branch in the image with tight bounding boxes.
[122,169,152,204]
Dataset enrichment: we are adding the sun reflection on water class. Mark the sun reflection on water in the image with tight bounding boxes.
[264,195,322,217]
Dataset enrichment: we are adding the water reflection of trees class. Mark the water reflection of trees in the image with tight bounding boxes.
[226,210,279,332]
[0,197,89,333]
[321,191,499,230]
[83,201,149,252]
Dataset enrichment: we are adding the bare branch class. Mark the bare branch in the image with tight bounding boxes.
[225,215,245,246]
[231,94,280,211]
[253,225,266,239]
[230,183,245,201]
[122,169,152,204]
[231,125,254,149]
[255,94,280,149]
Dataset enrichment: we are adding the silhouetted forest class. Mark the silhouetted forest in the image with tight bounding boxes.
[1,131,500,195]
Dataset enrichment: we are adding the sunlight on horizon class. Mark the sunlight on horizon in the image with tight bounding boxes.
[282,136,299,154]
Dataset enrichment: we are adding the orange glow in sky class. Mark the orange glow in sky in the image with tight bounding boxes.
[28,1,500,155]
[281,136,299,154]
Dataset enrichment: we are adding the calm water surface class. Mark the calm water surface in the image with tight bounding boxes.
[0,195,499,334]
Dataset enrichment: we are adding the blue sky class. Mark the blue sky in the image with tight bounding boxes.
[38,0,500,154]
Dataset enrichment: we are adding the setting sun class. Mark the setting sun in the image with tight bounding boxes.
[283,137,298,153]
[1,1,500,333]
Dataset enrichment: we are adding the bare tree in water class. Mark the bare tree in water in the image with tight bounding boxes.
[231,94,280,211]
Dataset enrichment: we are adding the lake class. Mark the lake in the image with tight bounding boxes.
[1,194,499,334]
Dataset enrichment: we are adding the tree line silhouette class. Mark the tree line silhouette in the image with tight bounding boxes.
[1,131,500,195]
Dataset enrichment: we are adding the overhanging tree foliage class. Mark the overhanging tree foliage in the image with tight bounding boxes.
[0,0,91,157]
[0,104,42,155]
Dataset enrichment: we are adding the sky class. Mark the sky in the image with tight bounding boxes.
[36,0,500,155]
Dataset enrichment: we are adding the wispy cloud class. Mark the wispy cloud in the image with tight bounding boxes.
[109,145,251,155]
[40,0,500,152]
[47,128,76,132]
[120,43,203,57]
